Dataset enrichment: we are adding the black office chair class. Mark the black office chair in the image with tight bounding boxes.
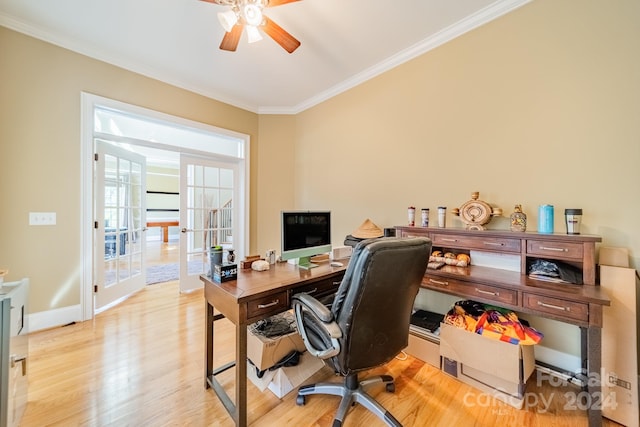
[292,237,432,427]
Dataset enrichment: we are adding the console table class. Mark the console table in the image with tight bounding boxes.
[201,262,346,427]
[396,226,610,427]
[146,220,179,243]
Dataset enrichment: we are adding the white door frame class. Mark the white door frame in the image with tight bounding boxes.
[80,92,250,321]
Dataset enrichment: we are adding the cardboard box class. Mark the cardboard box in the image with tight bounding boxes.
[247,352,325,398]
[439,323,536,408]
[247,315,307,371]
[406,329,440,368]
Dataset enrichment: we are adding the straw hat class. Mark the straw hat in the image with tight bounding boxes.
[351,219,383,239]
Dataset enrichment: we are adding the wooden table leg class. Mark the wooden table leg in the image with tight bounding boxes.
[235,322,248,427]
[582,326,603,427]
[205,301,214,389]
[162,226,169,242]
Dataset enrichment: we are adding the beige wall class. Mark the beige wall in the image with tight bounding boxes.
[1,0,638,332]
[286,0,640,271]
[0,27,259,314]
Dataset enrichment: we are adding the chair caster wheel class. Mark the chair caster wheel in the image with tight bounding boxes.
[296,395,306,406]
[386,383,395,393]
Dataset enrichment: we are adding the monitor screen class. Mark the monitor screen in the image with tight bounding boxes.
[281,211,331,269]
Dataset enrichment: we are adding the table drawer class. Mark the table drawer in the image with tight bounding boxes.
[523,293,588,322]
[246,291,289,319]
[432,234,520,253]
[527,240,583,260]
[423,275,517,306]
[294,275,343,300]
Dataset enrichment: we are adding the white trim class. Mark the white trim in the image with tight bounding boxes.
[0,13,255,113]
[268,0,533,115]
[28,305,82,333]
[3,1,531,115]
[534,345,582,373]
[80,92,250,319]
[80,92,95,321]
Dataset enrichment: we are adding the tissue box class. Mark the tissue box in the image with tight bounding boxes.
[213,263,237,283]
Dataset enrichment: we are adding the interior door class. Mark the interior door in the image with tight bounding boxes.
[179,155,238,292]
[94,140,146,311]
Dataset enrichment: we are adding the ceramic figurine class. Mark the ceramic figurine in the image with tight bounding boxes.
[510,204,527,232]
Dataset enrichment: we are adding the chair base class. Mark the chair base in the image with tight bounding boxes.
[296,373,402,427]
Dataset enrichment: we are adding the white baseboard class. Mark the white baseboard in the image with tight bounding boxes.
[534,344,581,373]
[28,304,82,333]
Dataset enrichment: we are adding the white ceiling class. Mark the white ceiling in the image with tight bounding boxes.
[0,0,530,114]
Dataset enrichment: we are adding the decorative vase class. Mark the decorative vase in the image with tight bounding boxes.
[510,205,527,232]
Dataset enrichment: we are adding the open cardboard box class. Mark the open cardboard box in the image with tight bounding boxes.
[247,312,307,372]
[248,352,325,398]
[439,322,536,409]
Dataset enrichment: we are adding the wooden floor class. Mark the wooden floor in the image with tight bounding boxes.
[21,242,621,426]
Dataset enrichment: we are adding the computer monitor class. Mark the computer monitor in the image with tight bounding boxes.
[280,211,331,269]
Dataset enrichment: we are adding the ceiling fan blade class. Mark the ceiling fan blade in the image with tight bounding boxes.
[219,24,244,52]
[262,16,300,53]
[266,0,302,7]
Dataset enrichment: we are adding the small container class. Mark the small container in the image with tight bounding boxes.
[265,249,276,265]
[408,207,416,226]
[210,246,223,266]
[565,209,583,235]
[437,207,446,228]
[210,246,223,277]
[421,208,429,227]
[538,205,554,234]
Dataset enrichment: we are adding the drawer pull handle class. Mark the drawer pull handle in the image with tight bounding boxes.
[539,246,568,252]
[333,281,341,286]
[475,288,499,296]
[305,288,318,295]
[537,301,570,311]
[257,300,280,309]
[483,242,505,247]
[441,238,458,243]
[429,279,448,286]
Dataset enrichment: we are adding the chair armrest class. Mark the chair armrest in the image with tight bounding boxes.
[292,292,342,359]
[293,293,333,322]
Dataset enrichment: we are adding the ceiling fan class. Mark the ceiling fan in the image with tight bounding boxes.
[200,0,302,53]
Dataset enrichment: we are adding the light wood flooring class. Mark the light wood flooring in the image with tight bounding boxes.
[21,241,621,426]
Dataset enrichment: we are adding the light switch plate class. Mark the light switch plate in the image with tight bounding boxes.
[29,212,56,225]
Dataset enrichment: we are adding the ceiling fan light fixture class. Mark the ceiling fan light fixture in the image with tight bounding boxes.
[242,4,263,27]
[217,9,238,32]
[246,25,263,43]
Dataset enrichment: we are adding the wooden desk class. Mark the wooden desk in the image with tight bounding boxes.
[201,261,346,426]
[146,220,179,242]
[396,226,610,427]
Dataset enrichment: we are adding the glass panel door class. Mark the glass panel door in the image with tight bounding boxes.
[179,155,238,292]
[95,140,146,310]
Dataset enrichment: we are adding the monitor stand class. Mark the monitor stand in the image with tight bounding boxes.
[297,256,318,270]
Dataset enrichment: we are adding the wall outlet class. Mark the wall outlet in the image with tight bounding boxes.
[29,212,56,225]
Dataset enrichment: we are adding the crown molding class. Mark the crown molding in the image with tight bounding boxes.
[262,0,532,115]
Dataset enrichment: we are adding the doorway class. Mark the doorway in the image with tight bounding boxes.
[81,93,250,319]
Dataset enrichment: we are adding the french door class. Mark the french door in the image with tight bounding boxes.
[94,140,147,311]
[179,155,239,292]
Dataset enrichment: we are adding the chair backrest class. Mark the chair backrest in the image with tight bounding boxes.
[329,237,431,374]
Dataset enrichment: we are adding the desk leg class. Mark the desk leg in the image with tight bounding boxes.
[205,301,214,389]
[235,322,248,427]
[581,326,603,427]
[162,226,169,242]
